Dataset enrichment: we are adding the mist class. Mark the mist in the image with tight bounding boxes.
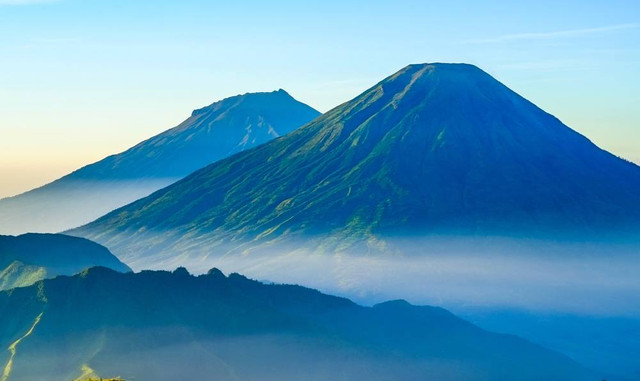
[0,178,177,235]
[107,234,640,378]
[118,235,640,317]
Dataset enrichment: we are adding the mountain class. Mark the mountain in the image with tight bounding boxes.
[0,266,595,381]
[0,233,130,290]
[0,90,320,235]
[464,309,640,381]
[69,63,640,269]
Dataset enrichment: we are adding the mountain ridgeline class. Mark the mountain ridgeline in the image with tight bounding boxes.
[0,90,320,235]
[0,233,130,290]
[0,266,595,381]
[63,89,320,181]
[69,63,640,267]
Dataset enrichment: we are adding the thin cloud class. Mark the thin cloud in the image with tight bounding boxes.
[465,23,640,44]
[496,59,595,71]
[0,0,57,4]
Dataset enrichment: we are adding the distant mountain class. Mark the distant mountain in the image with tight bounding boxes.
[0,90,320,235]
[0,266,594,381]
[464,309,640,381]
[0,233,130,290]
[69,63,640,268]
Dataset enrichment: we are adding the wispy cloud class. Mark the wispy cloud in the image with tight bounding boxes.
[16,37,81,50]
[0,0,57,5]
[465,23,640,44]
[29,37,79,44]
[496,59,595,72]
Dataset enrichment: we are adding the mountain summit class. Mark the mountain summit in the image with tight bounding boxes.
[70,63,640,267]
[67,89,319,180]
[0,90,320,234]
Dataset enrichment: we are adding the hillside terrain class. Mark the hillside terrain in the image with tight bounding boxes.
[70,63,640,268]
[0,90,319,234]
[0,234,130,291]
[0,266,595,381]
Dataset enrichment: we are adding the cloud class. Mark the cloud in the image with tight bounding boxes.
[0,0,57,4]
[465,23,640,44]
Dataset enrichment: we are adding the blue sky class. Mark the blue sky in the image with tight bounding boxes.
[1,0,639,197]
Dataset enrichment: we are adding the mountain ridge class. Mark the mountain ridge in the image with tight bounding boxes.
[69,62,640,267]
[0,233,131,291]
[0,265,595,381]
[0,90,320,234]
[61,89,319,181]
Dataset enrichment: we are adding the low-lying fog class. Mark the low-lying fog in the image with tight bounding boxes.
[128,236,640,317]
[0,179,177,235]
[90,234,640,377]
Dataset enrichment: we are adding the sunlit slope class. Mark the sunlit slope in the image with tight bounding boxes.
[70,63,640,263]
[0,267,595,381]
[0,233,130,290]
[0,90,320,235]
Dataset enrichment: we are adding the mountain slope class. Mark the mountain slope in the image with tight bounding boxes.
[0,90,320,235]
[69,63,640,267]
[0,234,130,290]
[0,266,595,381]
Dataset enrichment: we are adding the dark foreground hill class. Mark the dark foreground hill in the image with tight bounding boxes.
[0,233,130,291]
[70,63,640,267]
[0,266,595,381]
[0,90,319,235]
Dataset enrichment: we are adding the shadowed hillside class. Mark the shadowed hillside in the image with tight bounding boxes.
[0,267,595,381]
[0,234,130,290]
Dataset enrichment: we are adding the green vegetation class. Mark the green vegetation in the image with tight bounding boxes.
[70,63,640,264]
[0,267,594,380]
[0,233,131,291]
[0,261,47,291]
[1,312,43,381]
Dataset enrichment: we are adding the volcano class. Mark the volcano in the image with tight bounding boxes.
[0,90,319,234]
[69,63,640,267]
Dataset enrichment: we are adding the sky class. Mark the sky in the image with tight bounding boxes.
[0,0,639,198]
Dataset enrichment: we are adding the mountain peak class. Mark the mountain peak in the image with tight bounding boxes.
[373,299,412,308]
[399,61,481,72]
[0,84,319,235]
[388,62,486,82]
[377,62,499,101]
[70,62,640,267]
[191,89,300,116]
[173,266,190,276]
[206,267,226,278]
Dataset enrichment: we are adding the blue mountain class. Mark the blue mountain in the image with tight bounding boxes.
[0,266,595,381]
[0,233,130,290]
[0,90,319,235]
[69,63,640,267]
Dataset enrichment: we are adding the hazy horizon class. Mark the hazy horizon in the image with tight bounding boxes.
[1,0,639,198]
[2,2,639,380]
